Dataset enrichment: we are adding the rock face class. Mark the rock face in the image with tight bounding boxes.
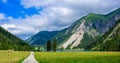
[61,21,85,49]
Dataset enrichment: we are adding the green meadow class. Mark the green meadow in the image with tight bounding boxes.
[0,50,120,63]
[35,52,120,63]
[0,50,30,63]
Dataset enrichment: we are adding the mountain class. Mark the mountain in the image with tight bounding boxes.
[0,26,30,51]
[26,31,59,45]
[27,8,120,50]
[52,8,120,49]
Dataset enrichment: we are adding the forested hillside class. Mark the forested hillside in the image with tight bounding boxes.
[0,26,31,51]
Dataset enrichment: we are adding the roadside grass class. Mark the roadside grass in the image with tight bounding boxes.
[0,50,30,63]
[35,52,120,63]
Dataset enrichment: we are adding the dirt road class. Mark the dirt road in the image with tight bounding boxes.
[22,52,38,63]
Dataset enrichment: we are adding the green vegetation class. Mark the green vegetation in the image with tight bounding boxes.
[0,50,30,63]
[86,13,106,22]
[0,26,31,51]
[80,32,102,50]
[46,39,57,52]
[35,52,120,63]
[52,39,57,52]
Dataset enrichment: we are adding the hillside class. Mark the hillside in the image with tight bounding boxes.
[0,26,30,51]
[93,19,120,51]
[27,31,59,45]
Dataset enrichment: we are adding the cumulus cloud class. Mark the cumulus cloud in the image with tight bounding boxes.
[1,0,120,39]
[21,0,120,27]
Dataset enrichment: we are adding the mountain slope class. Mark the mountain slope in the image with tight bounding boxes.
[96,19,120,51]
[53,8,120,49]
[0,26,30,51]
[27,31,59,45]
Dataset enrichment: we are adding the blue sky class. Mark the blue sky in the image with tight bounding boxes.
[0,0,41,18]
[0,0,120,39]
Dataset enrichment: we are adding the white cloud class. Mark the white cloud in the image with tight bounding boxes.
[0,14,66,39]
[1,0,7,4]
[1,24,16,30]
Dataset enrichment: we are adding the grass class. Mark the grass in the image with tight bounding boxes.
[35,52,120,63]
[0,50,30,63]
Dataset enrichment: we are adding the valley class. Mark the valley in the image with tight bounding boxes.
[0,1,120,63]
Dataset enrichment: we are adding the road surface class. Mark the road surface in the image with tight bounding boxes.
[22,52,38,63]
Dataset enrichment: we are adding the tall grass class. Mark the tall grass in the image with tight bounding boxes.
[35,52,120,63]
[0,50,30,63]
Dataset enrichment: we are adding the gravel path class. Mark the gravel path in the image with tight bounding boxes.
[22,52,38,63]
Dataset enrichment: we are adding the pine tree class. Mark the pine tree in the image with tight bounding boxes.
[46,39,51,52]
[53,39,57,52]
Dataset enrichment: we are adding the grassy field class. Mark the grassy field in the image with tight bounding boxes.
[0,50,30,63]
[35,52,120,63]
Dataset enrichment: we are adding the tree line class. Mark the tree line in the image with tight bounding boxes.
[46,39,57,52]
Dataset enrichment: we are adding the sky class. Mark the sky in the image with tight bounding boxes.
[0,0,120,39]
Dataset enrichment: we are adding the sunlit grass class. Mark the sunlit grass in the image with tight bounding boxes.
[0,50,30,63]
[35,52,120,63]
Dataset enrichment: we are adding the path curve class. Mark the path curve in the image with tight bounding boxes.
[22,52,39,63]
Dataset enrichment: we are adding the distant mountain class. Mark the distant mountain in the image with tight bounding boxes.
[0,26,30,51]
[26,31,59,45]
[52,8,120,49]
